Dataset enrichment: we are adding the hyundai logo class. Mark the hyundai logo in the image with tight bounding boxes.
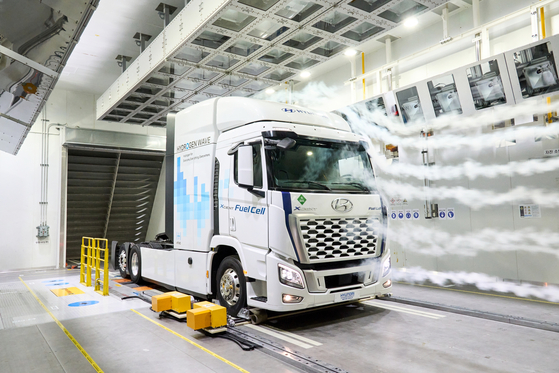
[331,198,353,213]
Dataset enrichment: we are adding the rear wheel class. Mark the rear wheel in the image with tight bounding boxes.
[216,256,246,316]
[129,245,142,284]
[118,246,129,278]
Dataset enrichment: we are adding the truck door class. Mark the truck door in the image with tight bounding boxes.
[228,140,268,279]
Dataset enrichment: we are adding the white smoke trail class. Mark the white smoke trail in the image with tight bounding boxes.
[341,98,559,137]
[254,81,342,109]
[343,106,559,151]
[370,153,559,181]
[376,179,559,209]
[385,225,559,258]
[393,267,559,302]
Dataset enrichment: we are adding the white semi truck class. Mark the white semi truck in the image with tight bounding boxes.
[117,97,392,315]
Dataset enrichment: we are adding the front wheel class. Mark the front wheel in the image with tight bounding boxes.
[129,245,142,284]
[216,256,247,316]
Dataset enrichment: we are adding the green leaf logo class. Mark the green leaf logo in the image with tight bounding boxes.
[297,195,307,205]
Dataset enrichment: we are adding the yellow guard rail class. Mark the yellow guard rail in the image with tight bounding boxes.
[80,237,109,296]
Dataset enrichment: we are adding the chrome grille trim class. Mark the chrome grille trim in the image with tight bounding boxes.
[296,216,381,263]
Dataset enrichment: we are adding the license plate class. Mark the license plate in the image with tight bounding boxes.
[335,289,360,302]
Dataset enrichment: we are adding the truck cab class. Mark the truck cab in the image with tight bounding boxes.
[118,97,392,315]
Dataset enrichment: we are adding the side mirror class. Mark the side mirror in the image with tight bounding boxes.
[238,145,254,188]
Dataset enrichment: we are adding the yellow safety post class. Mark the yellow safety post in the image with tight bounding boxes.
[94,238,109,296]
[80,237,94,286]
[80,237,110,296]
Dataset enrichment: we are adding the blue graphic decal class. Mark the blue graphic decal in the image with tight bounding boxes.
[42,279,64,283]
[281,192,300,262]
[174,157,210,244]
[69,300,99,307]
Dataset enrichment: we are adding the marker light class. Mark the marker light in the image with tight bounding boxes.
[282,294,304,303]
[265,88,275,95]
[403,17,418,28]
[300,71,311,78]
[278,264,305,289]
[344,49,358,57]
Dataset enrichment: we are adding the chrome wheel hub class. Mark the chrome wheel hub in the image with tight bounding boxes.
[220,268,240,306]
[118,250,127,272]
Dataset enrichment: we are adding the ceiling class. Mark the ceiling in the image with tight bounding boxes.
[93,0,469,127]
[51,0,478,128]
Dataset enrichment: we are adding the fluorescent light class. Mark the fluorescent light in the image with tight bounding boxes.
[344,49,358,57]
[403,17,418,28]
[300,71,311,78]
[265,88,275,94]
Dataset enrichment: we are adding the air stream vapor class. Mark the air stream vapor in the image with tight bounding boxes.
[384,225,559,258]
[370,153,559,181]
[257,82,559,301]
[393,267,559,302]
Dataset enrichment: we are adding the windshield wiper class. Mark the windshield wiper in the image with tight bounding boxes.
[332,182,369,191]
[284,180,331,190]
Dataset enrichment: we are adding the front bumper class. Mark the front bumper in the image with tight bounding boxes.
[251,250,392,312]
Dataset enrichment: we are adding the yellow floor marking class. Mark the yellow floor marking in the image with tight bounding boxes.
[19,277,103,373]
[50,287,85,297]
[131,309,249,373]
[396,281,559,305]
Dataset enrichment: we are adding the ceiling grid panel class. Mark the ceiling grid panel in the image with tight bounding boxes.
[97,0,447,126]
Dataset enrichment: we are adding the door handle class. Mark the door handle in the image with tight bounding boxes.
[230,217,236,232]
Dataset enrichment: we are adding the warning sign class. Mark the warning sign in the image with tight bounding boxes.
[519,204,541,218]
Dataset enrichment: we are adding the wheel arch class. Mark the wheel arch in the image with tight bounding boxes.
[210,244,240,297]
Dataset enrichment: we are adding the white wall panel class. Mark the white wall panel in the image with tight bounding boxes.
[0,132,61,271]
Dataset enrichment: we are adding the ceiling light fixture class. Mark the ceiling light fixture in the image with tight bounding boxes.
[403,17,418,28]
[344,49,358,57]
[300,71,311,78]
[265,88,275,94]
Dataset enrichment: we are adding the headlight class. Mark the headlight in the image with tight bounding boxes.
[382,257,391,277]
[278,264,305,289]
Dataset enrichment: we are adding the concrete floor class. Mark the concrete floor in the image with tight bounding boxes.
[0,269,558,373]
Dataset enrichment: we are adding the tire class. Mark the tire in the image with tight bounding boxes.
[117,245,129,278]
[129,245,142,284]
[216,256,247,316]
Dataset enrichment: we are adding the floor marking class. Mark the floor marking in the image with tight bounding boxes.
[362,300,445,319]
[364,301,446,318]
[131,286,153,291]
[262,324,322,347]
[244,324,314,349]
[396,282,559,305]
[19,277,103,373]
[50,287,85,297]
[131,309,249,373]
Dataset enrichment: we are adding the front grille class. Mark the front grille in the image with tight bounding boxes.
[298,217,380,262]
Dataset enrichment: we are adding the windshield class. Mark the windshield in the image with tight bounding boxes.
[266,136,376,193]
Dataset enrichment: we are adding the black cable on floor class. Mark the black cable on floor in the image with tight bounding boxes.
[201,330,259,351]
